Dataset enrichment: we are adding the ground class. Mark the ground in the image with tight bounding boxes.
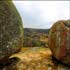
[2,47,70,70]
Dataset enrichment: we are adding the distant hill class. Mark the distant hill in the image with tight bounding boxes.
[23,28,50,47]
[24,28,50,36]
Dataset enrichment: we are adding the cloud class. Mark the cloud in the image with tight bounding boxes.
[13,1,70,29]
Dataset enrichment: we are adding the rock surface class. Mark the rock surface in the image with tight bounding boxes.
[48,20,70,65]
[0,1,23,62]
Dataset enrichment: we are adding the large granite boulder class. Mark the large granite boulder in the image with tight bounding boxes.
[48,20,70,65]
[0,1,23,63]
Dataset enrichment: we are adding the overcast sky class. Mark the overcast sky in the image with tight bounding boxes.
[13,1,70,29]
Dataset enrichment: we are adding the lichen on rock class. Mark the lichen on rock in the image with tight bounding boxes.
[0,1,23,62]
[48,20,70,65]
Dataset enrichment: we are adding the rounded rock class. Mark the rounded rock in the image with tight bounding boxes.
[48,20,70,65]
[0,1,23,62]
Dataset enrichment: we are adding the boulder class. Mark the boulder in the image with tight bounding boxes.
[0,1,23,63]
[48,20,70,65]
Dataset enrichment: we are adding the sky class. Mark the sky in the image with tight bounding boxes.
[13,1,70,29]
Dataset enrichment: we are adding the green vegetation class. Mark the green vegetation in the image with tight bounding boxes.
[0,1,70,70]
[23,28,49,47]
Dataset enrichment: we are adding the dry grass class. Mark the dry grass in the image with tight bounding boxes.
[2,47,70,70]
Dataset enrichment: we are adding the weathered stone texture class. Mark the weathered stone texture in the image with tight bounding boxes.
[0,1,23,61]
[49,20,70,65]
